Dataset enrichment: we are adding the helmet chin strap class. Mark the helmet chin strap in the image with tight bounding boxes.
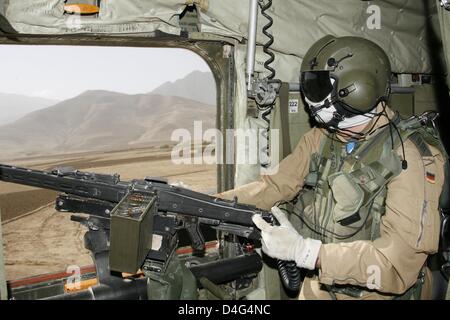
[327,113,345,131]
[307,97,332,117]
[333,125,367,139]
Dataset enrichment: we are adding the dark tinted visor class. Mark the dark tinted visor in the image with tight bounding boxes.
[300,71,333,103]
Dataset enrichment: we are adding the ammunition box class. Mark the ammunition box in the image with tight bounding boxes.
[109,191,156,274]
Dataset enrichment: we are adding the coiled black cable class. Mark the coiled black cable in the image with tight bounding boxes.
[259,0,276,81]
[271,206,302,293]
[260,108,272,167]
[277,260,302,292]
[257,0,280,167]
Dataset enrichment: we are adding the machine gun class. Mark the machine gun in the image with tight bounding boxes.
[0,163,272,300]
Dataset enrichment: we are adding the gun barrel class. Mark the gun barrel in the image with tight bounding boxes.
[0,163,129,203]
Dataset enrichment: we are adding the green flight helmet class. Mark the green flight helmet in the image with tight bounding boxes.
[300,35,391,128]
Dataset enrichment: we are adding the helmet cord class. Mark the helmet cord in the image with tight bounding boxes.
[381,103,408,170]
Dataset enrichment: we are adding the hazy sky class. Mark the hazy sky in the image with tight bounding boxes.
[0,45,211,101]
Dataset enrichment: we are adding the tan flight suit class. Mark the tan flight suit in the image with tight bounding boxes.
[218,106,445,300]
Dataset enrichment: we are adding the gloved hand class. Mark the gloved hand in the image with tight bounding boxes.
[252,206,322,270]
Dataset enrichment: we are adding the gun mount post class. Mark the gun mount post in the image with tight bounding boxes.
[246,0,259,92]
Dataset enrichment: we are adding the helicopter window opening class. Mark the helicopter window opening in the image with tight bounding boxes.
[0,44,217,282]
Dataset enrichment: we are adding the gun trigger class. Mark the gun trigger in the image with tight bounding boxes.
[70,215,100,231]
[70,215,89,226]
[261,211,276,225]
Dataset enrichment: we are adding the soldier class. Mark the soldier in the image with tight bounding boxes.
[218,35,447,299]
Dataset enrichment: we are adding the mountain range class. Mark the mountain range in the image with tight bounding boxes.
[0,93,58,125]
[0,71,215,159]
[152,70,215,105]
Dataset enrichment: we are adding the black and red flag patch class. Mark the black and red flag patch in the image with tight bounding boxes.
[426,171,436,184]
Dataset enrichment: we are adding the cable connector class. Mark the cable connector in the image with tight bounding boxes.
[247,78,281,107]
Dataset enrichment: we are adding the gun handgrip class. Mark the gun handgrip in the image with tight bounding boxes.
[185,219,205,251]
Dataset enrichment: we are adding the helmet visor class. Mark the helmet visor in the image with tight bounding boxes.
[300,71,334,103]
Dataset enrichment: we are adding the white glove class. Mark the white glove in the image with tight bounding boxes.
[252,206,322,270]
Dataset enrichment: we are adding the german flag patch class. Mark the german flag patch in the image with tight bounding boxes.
[426,172,436,184]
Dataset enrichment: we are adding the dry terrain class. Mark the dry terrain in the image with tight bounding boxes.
[0,92,215,159]
[1,146,216,280]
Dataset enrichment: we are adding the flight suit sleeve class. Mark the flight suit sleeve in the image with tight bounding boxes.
[318,141,445,295]
[216,128,323,210]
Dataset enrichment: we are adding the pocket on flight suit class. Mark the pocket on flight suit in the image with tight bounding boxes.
[328,172,365,226]
[414,154,442,253]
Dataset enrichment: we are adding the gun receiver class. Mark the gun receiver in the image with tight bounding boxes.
[0,163,271,274]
